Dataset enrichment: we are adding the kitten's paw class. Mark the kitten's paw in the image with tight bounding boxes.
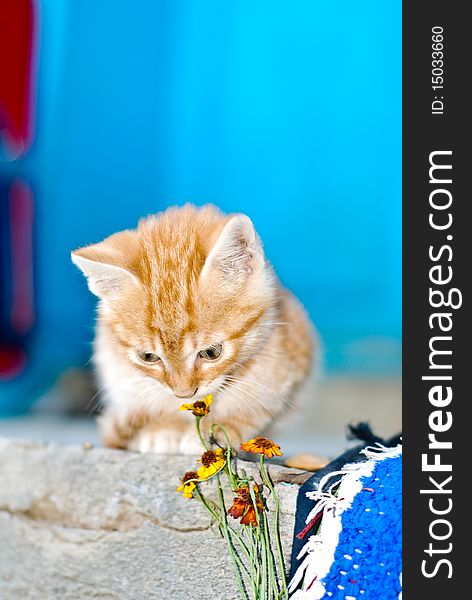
[128,427,181,454]
[179,433,204,455]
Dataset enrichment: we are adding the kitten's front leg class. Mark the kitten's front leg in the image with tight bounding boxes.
[99,409,186,454]
[98,408,146,450]
[178,429,208,455]
[128,425,184,454]
[99,408,258,455]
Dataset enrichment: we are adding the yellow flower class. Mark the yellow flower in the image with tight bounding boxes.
[197,448,226,479]
[240,436,283,459]
[176,471,200,499]
[179,394,213,417]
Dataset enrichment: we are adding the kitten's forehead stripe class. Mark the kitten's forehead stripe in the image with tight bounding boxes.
[227,308,268,341]
[142,218,207,337]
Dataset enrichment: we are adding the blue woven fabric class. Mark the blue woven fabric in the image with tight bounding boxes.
[320,454,402,600]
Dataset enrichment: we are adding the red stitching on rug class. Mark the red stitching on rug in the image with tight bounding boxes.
[296,510,323,540]
[306,576,318,590]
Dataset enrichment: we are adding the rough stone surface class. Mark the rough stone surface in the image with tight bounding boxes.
[0,438,309,599]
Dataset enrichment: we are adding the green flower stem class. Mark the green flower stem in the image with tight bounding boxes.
[216,477,249,600]
[244,528,259,600]
[248,484,264,599]
[243,520,259,596]
[227,526,252,568]
[263,509,277,599]
[194,487,251,567]
[210,424,238,490]
[211,422,233,450]
[259,524,267,600]
[194,487,222,531]
[191,414,286,599]
[195,416,208,451]
[259,455,288,599]
[253,529,261,597]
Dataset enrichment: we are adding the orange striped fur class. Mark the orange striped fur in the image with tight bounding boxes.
[72,205,316,454]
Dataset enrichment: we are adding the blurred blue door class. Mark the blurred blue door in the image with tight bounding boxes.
[1,0,401,413]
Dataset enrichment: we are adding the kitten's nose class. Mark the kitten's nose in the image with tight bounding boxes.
[174,388,198,399]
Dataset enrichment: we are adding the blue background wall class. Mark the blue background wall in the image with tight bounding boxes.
[1,1,401,411]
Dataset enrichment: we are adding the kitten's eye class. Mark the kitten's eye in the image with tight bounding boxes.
[137,350,161,364]
[198,344,223,361]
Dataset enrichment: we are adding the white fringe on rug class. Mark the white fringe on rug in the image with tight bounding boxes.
[288,443,402,600]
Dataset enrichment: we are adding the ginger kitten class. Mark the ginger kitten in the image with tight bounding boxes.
[72,205,315,454]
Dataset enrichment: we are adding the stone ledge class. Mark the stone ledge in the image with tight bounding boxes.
[0,438,309,600]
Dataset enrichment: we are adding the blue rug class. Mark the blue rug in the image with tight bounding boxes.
[289,441,402,600]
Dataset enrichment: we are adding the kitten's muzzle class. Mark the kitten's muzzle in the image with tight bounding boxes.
[174,388,198,399]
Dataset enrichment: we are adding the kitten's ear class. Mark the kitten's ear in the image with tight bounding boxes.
[71,231,140,298]
[200,215,264,284]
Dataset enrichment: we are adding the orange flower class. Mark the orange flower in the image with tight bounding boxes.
[240,506,258,526]
[176,471,200,499]
[228,484,264,527]
[240,436,282,458]
[179,394,213,417]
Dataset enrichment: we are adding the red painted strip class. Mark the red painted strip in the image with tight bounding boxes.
[0,0,36,155]
[9,180,34,334]
[0,344,26,379]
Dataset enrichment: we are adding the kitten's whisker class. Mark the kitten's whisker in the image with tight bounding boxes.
[220,382,252,413]
[86,386,113,416]
[219,383,254,429]
[257,322,297,327]
[257,351,289,361]
[224,376,287,414]
[225,375,294,409]
[223,379,266,407]
[222,380,279,422]
[223,379,293,431]
[227,375,294,408]
[222,380,288,432]
[86,388,103,412]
